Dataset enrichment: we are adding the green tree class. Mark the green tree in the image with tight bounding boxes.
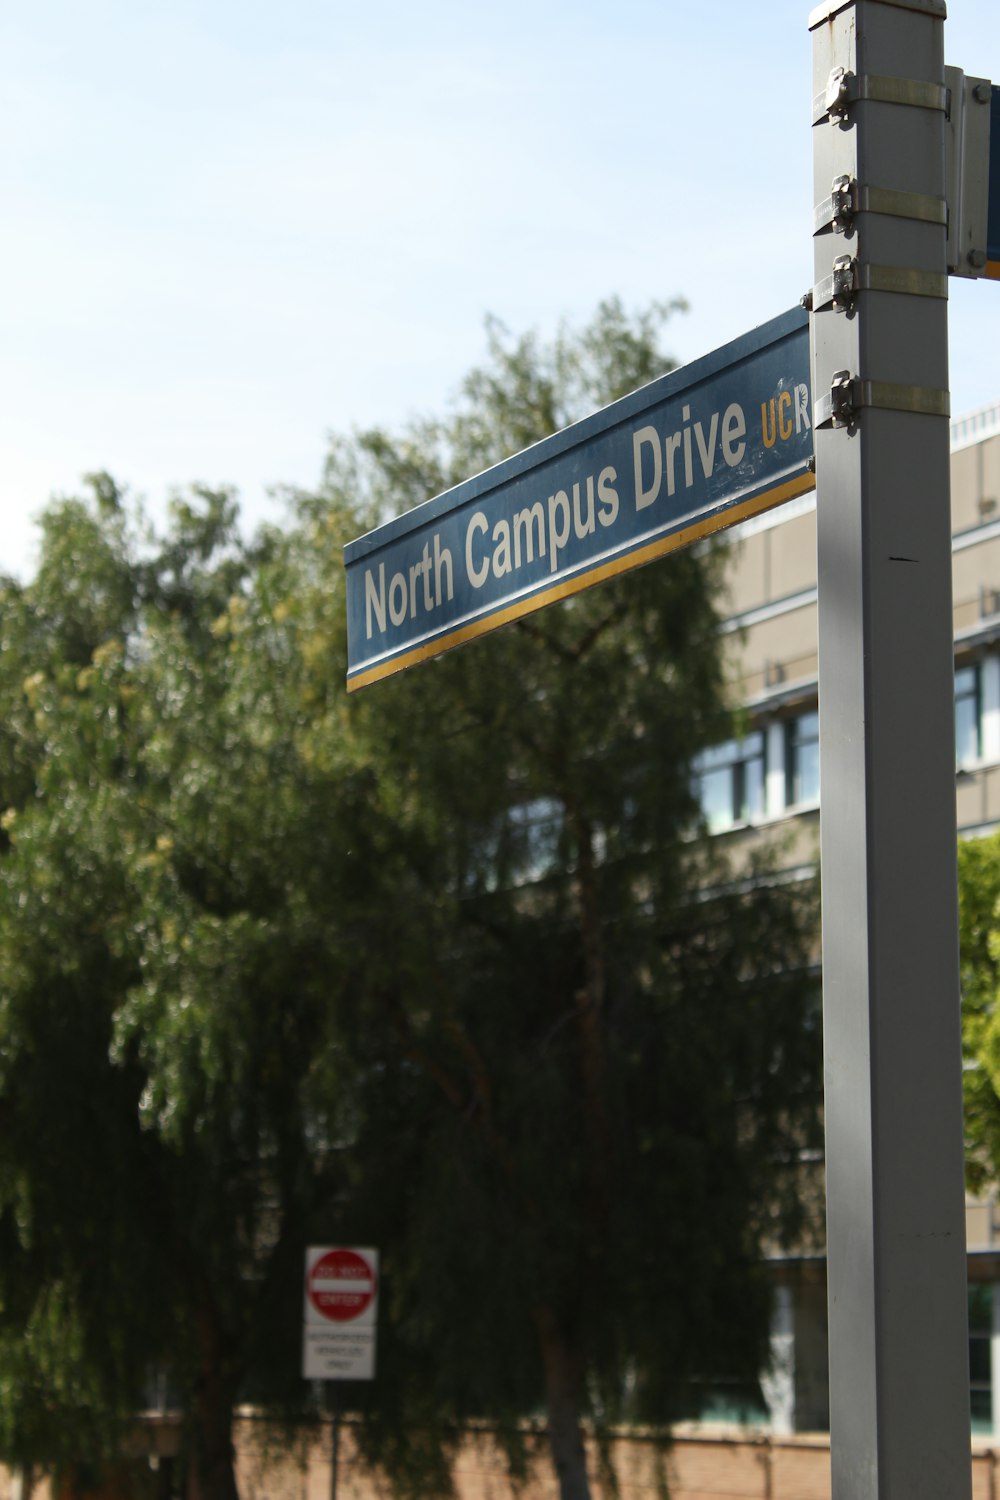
[308,300,822,1500]
[0,482,383,1499]
[958,829,1000,1187]
[0,300,820,1500]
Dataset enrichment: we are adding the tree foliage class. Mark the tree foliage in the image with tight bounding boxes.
[0,482,372,1498]
[313,300,822,1500]
[958,830,1000,1188]
[0,300,821,1500]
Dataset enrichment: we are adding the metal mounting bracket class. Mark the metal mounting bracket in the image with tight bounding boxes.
[814,174,948,234]
[808,256,948,313]
[813,255,860,313]
[813,66,949,125]
[815,371,951,429]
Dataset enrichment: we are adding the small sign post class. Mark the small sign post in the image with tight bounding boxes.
[303,1245,379,1381]
[304,1247,378,1500]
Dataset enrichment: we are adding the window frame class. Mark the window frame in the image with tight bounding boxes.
[784,710,820,810]
[956,660,982,770]
[693,731,766,834]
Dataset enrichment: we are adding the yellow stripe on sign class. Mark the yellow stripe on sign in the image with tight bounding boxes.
[346,469,817,692]
[986,261,1000,281]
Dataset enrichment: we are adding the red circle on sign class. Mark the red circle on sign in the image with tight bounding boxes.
[308,1249,376,1323]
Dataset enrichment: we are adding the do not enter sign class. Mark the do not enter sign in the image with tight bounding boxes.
[303,1245,378,1381]
[307,1248,376,1322]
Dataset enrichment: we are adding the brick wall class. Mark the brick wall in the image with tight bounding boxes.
[8,1422,1000,1500]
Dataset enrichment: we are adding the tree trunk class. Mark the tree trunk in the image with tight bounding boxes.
[186,1307,241,1500]
[187,1377,240,1500]
[535,1305,591,1500]
[570,809,611,1241]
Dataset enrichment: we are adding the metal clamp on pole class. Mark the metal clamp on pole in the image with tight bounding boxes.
[814,174,948,234]
[813,66,949,125]
[815,370,857,428]
[812,255,859,313]
[815,371,950,429]
[810,257,948,314]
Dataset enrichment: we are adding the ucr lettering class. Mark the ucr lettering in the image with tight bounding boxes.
[761,384,811,448]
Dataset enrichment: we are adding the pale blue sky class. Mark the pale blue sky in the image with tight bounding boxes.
[2,1,999,579]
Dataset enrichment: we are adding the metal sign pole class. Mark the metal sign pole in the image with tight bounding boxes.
[810,0,971,1494]
[328,1382,340,1500]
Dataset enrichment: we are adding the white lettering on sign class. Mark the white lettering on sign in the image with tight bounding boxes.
[466,512,489,588]
[722,402,747,467]
[464,466,621,595]
[634,400,751,517]
[364,535,455,638]
[359,377,808,644]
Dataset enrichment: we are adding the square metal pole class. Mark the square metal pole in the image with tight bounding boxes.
[810,0,971,1495]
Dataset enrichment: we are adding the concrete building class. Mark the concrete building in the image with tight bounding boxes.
[693,399,1000,1439]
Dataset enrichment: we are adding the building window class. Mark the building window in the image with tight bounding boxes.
[785,711,820,808]
[956,663,981,769]
[675,1376,769,1428]
[505,797,563,884]
[693,732,765,833]
[969,1283,992,1435]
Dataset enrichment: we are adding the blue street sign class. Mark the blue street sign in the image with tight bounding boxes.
[989,85,1000,277]
[345,306,814,690]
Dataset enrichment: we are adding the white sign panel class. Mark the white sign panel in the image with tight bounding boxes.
[303,1245,378,1381]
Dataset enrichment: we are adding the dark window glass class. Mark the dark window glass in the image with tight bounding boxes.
[968,1284,992,1436]
[785,711,820,807]
[970,1338,991,1384]
[693,733,765,833]
[956,664,980,769]
[970,1387,992,1430]
[969,1284,992,1334]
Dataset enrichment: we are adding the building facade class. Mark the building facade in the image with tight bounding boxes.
[696,399,1000,1438]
